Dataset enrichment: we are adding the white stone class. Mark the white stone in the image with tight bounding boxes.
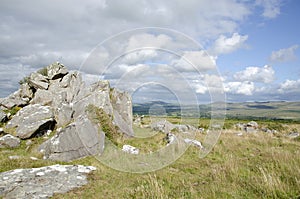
[36,172,45,176]
[122,144,139,155]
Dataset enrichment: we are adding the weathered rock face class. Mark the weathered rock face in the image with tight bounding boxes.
[39,115,105,161]
[0,164,96,199]
[0,134,20,148]
[110,88,134,136]
[6,104,55,139]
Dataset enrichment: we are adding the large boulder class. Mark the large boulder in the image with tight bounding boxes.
[6,104,55,139]
[39,115,105,161]
[0,134,20,148]
[0,164,96,199]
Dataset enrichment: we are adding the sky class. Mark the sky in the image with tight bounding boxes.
[0,0,300,104]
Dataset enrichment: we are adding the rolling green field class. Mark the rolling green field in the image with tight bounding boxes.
[1,116,300,198]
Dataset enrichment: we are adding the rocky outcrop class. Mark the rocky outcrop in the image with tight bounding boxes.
[0,134,20,148]
[1,62,133,161]
[6,104,55,139]
[0,164,96,199]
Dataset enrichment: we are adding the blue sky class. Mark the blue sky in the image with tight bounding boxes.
[0,0,299,103]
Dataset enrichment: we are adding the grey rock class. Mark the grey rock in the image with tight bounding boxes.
[246,127,257,133]
[184,138,203,149]
[113,111,134,136]
[0,164,96,199]
[165,133,177,145]
[0,83,33,109]
[287,132,299,138]
[151,120,175,133]
[235,121,258,133]
[55,103,74,127]
[122,144,139,154]
[0,134,20,148]
[174,124,197,133]
[28,72,49,90]
[25,140,33,146]
[0,109,7,122]
[0,90,29,109]
[46,62,68,80]
[30,89,53,105]
[8,155,21,160]
[72,80,113,118]
[110,88,134,136]
[247,121,259,128]
[6,104,55,139]
[39,114,105,161]
[19,83,34,99]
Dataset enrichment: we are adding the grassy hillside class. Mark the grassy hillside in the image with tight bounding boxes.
[134,101,300,121]
[1,118,300,198]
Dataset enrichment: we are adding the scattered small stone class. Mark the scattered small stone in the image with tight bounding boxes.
[26,140,33,146]
[184,138,203,149]
[287,132,299,138]
[46,129,52,136]
[30,157,39,160]
[122,144,139,154]
[8,155,21,160]
[165,133,177,145]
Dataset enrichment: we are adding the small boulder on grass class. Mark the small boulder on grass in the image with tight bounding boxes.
[0,134,20,148]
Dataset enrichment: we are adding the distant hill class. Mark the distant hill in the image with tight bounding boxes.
[133,101,300,121]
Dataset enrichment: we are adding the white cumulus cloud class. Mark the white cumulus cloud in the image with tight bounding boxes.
[278,79,300,93]
[212,32,248,54]
[233,65,275,83]
[171,51,217,72]
[270,45,299,62]
[256,0,282,19]
[224,81,255,95]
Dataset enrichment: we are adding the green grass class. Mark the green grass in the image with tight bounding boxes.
[1,118,300,198]
[51,130,300,199]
